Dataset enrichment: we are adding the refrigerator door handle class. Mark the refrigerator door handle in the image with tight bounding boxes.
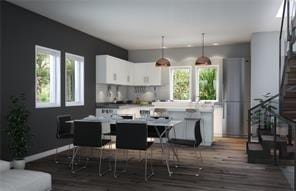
[222,101,225,119]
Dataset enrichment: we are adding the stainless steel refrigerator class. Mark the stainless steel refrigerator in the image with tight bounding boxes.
[223,58,250,137]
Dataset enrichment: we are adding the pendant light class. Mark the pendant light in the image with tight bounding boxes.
[155,36,171,67]
[196,33,211,65]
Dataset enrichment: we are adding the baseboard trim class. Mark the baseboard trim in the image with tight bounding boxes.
[25,144,74,163]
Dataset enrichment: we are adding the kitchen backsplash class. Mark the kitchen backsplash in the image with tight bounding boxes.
[96,84,169,103]
[96,84,128,102]
[127,86,169,101]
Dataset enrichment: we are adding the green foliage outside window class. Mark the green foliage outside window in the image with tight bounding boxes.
[36,53,50,103]
[66,58,75,102]
[172,69,190,100]
[198,68,217,100]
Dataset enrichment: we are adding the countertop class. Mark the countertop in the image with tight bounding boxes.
[96,102,214,112]
[152,101,214,113]
[96,102,153,109]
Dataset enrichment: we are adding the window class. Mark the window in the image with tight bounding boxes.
[196,66,218,102]
[170,66,192,101]
[35,45,61,108]
[65,53,84,106]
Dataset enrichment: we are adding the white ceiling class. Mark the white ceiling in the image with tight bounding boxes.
[7,0,283,50]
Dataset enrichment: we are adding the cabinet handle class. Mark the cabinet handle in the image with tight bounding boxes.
[113,73,117,81]
[144,76,149,83]
[127,75,130,82]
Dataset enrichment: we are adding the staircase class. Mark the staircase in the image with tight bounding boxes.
[280,46,296,121]
[247,1,296,189]
[247,99,295,164]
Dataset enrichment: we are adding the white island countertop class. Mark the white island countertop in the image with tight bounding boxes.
[151,101,214,113]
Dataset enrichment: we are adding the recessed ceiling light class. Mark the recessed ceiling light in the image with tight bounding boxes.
[162,46,167,49]
[213,43,219,46]
[187,45,192,47]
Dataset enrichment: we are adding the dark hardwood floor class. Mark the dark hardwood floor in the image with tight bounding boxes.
[26,138,292,191]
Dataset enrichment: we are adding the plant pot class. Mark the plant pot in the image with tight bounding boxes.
[13,159,26,169]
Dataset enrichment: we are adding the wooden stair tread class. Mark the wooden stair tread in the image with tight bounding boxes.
[282,98,296,102]
[282,106,296,110]
[287,80,296,85]
[282,104,296,108]
[261,135,287,142]
[247,142,264,151]
[287,145,295,153]
[282,114,296,120]
[283,92,296,97]
[282,111,296,114]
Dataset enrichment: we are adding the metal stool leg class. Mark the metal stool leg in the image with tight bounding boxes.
[144,149,154,181]
[114,150,128,178]
[71,147,89,174]
[99,147,112,176]
[114,149,118,178]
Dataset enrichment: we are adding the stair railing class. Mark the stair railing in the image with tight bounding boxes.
[265,107,296,191]
[279,0,287,90]
[248,94,279,142]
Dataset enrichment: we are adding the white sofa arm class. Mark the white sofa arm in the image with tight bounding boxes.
[0,160,11,173]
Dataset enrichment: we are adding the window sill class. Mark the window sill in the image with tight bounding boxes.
[36,103,61,109]
[171,100,192,102]
[65,102,84,107]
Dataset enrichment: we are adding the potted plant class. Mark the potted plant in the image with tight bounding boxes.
[6,94,31,169]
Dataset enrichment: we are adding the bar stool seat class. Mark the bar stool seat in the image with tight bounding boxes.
[168,139,196,147]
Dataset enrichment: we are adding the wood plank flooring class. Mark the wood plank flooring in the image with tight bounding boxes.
[26,138,292,191]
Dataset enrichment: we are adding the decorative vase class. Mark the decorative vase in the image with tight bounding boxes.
[13,159,26,169]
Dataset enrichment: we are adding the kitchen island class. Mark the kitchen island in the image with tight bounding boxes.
[152,102,214,146]
[96,101,215,146]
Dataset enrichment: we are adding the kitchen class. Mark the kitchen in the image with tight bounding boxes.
[95,42,250,146]
[2,1,293,191]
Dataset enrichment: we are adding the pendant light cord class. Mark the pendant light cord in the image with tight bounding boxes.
[202,33,205,57]
[161,36,164,58]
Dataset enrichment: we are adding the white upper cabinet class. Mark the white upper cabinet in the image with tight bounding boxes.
[124,60,134,85]
[122,61,134,86]
[96,55,132,85]
[96,55,161,86]
[133,62,161,86]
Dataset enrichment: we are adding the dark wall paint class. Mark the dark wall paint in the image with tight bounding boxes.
[0,1,2,158]
[1,1,128,159]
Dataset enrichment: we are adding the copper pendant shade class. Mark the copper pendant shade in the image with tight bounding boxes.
[196,33,211,65]
[156,36,171,67]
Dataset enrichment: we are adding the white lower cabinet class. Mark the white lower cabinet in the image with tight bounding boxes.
[97,105,214,146]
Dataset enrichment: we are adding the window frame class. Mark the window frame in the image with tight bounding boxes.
[169,66,192,102]
[35,45,61,108]
[65,52,85,107]
[195,65,219,102]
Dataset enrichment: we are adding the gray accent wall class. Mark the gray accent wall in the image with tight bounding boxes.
[0,1,2,158]
[129,43,250,63]
[128,43,250,100]
[129,44,251,137]
[0,1,128,160]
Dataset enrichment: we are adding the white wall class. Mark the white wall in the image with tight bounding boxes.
[251,32,279,106]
